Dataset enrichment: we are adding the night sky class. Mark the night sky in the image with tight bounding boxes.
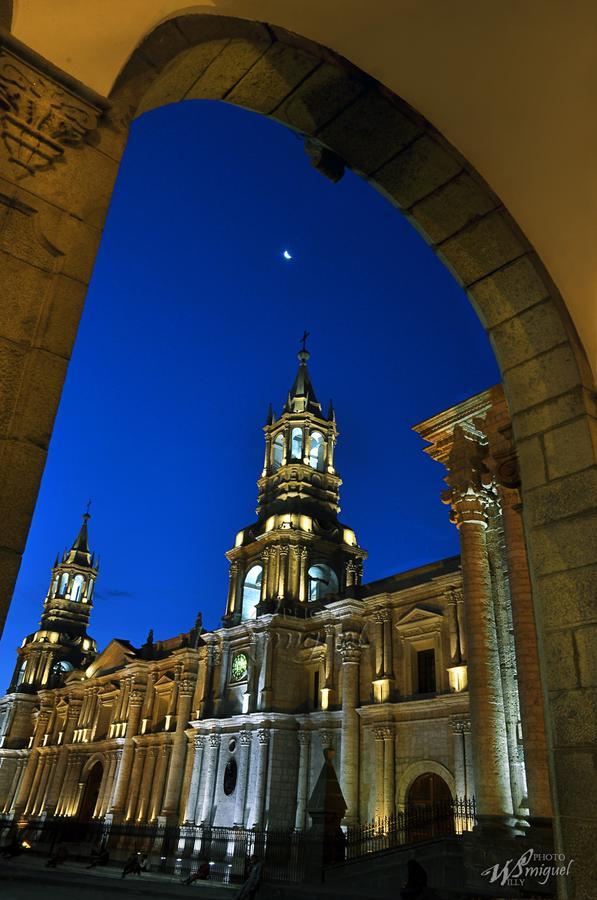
[0,101,499,689]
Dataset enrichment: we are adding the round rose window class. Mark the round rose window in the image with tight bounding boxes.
[231,652,248,681]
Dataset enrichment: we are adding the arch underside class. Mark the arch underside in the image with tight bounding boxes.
[0,11,594,897]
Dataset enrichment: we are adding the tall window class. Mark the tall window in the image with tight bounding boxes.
[71,574,85,603]
[15,661,26,688]
[58,573,69,596]
[272,434,284,470]
[51,575,59,597]
[241,565,263,620]
[309,431,325,470]
[291,427,303,460]
[308,564,339,601]
[417,649,436,694]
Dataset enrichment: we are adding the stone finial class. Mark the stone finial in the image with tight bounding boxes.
[307,747,347,820]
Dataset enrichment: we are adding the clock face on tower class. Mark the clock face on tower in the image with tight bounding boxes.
[231,652,248,681]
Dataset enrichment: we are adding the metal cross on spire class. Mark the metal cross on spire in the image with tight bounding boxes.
[300,330,310,353]
[85,498,92,518]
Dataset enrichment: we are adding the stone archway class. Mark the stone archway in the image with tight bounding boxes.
[0,14,594,896]
[398,760,455,810]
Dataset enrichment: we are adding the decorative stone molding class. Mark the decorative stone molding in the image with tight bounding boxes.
[319,729,333,748]
[239,729,252,746]
[450,715,471,734]
[179,678,195,697]
[208,732,221,749]
[129,690,144,707]
[257,728,270,745]
[0,48,100,177]
[297,730,310,746]
[193,735,205,751]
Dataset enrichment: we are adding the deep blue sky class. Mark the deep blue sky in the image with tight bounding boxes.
[0,101,499,689]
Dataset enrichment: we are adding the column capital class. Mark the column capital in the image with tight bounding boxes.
[239,730,252,746]
[450,715,471,734]
[257,728,270,745]
[320,729,334,748]
[297,730,310,746]
[208,732,221,749]
[129,690,144,707]
[193,735,205,751]
[179,678,195,698]
[336,631,362,664]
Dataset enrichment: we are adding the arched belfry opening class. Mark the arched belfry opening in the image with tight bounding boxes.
[0,10,593,895]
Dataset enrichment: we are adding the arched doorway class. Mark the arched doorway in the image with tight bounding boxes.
[0,11,593,894]
[78,761,103,821]
[406,773,453,841]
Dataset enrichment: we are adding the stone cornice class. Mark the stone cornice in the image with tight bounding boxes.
[357,693,469,722]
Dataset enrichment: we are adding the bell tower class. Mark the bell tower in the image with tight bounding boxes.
[223,341,367,625]
[9,510,99,693]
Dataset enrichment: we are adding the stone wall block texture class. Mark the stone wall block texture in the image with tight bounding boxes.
[275,64,365,134]
[36,275,88,360]
[543,630,579,691]
[0,252,53,346]
[317,90,422,175]
[512,386,595,442]
[375,134,460,210]
[574,627,597,687]
[539,566,597,630]
[0,342,26,436]
[468,255,550,329]
[553,750,596,819]
[137,40,230,113]
[409,172,498,244]
[8,349,68,447]
[437,211,527,286]
[529,511,597,577]
[0,440,47,551]
[524,469,597,529]
[489,299,566,373]
[551,690,597,747]
[505,345,582,412]
[543,417,597,479]
[516,436,547,489]
[137,19,191,72]
[227,42,320,115]
[184,36,272,102]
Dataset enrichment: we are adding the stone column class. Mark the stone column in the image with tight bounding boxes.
[99,751,119,817]
[109,688,144,817]
[258,632,274,710]
[226,561,239,618]
[137,747,158,822]
[381,611,393,677]
[183,736,205,823]
[373,727,385,820]
[499,485,554,823]
[463,723,475,800]
[199,733,221,824]
[234,730,252,826]
[4,758,26,813]
[337,632,361,824]
[126,746,146,821]
[162,679,195,819]
[277,546,288,600]
[25,751,48,816]
[294,730,311,831]
[383,726,395,819]
[443,428,513,828]
[451,716,467,799]
[149,746,169,821]
[13,707,51,814]
[323,624,336,706]
[252,728,270,828]
[298,546,308,604]
[215,645,230,716]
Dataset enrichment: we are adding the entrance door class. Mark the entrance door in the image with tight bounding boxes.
[406,773,453,840]
[78,761,103,821]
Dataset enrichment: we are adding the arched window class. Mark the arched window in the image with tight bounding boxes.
[87,578,94,602]
[308,564,339,602]
[58,573,69,596]
[272,434,284,470]
[71,574,84,603]
[50,660,73,686]
[241,565,263,620]
[309,431,325,470]
[291,427,303,460]
[51,576,59,597]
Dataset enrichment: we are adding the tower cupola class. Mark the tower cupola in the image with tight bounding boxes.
[222,341,366,626]
[9,509,99,693]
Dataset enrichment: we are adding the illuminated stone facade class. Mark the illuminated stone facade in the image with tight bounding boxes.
[0,357,548,833]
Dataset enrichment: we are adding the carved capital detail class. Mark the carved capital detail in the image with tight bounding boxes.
[209,732,221,749]
[239,730,252,746]
[0,49,101,177]
[193,735,205,751]
[129,690,144,707]
[450,715,471,734]
[336,631,362,664]
[257,728,270,745]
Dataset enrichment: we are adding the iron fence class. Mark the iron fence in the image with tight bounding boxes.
[0,815,305,884]
[345,797,477,860]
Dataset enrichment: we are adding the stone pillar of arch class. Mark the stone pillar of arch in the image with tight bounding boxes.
[298,547,308,605]
[45,701,80,814]
[98,750,119,818]
[442,428,514,829]
[225,561,239,618]
[136,747,158,822]
[13,706,51,815]
[373,726,385,820]
[184,735,205,824]
[149,745,169,821]
[126,746,146,821]
[337,632,362,825]
[258,632,274,711]
[383,726,396,820]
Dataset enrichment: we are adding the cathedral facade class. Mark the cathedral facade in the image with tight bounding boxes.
[0,353,550,835]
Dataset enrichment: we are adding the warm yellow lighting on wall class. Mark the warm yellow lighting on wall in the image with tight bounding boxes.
[447,664,468,693]
[372,678,391,703]
[320,687,331,710]
[235,530,244,547]
[343,529,357,546]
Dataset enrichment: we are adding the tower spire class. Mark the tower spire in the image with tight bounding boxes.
[284,333,321,415]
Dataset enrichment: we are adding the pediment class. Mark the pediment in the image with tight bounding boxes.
[154,673,174,688]
[84,639,137,678]
[396,606,443,627]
